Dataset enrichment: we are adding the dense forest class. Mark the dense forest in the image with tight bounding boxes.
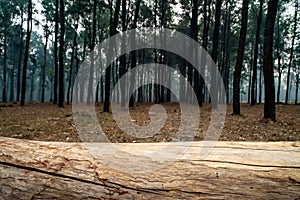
[0,0,299,121]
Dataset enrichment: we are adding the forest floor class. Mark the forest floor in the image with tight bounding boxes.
[0,102,299,143]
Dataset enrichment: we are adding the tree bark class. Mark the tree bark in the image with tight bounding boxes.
[58,0,65,108]
[17,9,24,102]
[2,28,7,103]
[103,0,122,112]
[285,0,298,104]
[233,0,249,115]
[0,137,299,199]
[262,0,279,120]
[128,0,142,108]
[211,0,222,108]
[20,0,33,106]
[251,0,263,106]
[87,0,97,105]
[119,0,127,108]
[53,0,59,104]
[41,32,49,103]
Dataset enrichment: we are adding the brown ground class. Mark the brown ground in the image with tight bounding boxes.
[0,102,299,142]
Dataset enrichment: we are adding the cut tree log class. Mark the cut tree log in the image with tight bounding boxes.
[0,137,300,199]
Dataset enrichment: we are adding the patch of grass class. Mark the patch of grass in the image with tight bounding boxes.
[65,113,72,117]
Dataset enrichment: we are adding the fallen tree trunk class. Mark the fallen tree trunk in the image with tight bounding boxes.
[0,137,299,199]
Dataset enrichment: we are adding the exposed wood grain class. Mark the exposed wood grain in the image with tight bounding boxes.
[0,137,299,199]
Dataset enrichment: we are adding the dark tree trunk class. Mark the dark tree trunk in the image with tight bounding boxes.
[233,0,249,115]
[41,33,49,103]
[87,0,97,105]
[20,0,32,106]
[17,9,24,102]
[58,0,65,108]
[201,0,212,104]
[211,0,222,108]
[119,0,127,107]
[251,0,263,106]
[2,29,7,102]
[103,0,122,112]
[191,0,200,105]
[285,0,298,104]
[248,44,253,104]
[9,53,15,102]
[262,0,279,120]
[67,19,78,105]
[276,12,282,104]
[53,0,59,104]
[128,0,142,108]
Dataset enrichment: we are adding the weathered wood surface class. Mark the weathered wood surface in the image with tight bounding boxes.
[0,137,300,199]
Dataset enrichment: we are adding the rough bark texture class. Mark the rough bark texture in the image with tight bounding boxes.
[20,0,33,106]
[58,0,65,108]
[262,0,278,120]
[0,137,299,199]
[233,0,249,115]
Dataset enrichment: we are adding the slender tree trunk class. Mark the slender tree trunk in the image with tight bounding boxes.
[211,0,222,108]
[285,0,298,104]
[251,0,263,106]
[2,29,7,102]
[128,0,142,108]
[67,25,77,105]
[41,34,48,103]
[190,0,200,105]
[30,65,36,101]
[9,53,15,102]
[20,0,32,106]
[248,44,253,104]
[119,0,127,107]
[103,0,122,112]
[262,0,279,120]
[276,9,282,104]
[17,9,24,102]
[233,0,249,115]
[53,0,59,104]
[87,0,97,105]
[58,0,65,108]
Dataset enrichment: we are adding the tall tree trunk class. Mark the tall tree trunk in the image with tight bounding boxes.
[20,0,32,106]
[103,0,122,112]
[87,0,97,105]
[119,0,127,107]
[67,24,77,105]
[53,0,59,104]
[251,0,263,106]
[17,9,24,102]
[191,0,200,105]
[201,0,212,104]
[41,33,49,103]
[58,0,65,108]
[9,53,15,102]
[211,0,222,108]
[233,0,249,115]
[262,0,279,120]
[248,44,253,104]
[2,29,7,102]
[276,11,282,104]
[128,0,142,108]
[285,0,298,104]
